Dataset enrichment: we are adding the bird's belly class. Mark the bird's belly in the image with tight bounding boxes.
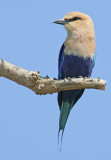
[63,55,93,78]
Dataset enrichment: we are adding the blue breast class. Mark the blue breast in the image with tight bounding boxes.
[63,54,93,78]
[62,55,93,102]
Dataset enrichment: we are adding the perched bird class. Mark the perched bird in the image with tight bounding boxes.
[54,12,95,140]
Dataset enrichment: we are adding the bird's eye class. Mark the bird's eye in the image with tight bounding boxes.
[69,17,81,22]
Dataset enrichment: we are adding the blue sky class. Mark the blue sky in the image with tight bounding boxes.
[0,0,111,159]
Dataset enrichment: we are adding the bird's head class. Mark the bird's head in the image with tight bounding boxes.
[53,12,95,39]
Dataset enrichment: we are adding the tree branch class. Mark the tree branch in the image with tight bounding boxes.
[0,59,106,95]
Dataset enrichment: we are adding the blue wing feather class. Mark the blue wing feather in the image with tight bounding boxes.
[58,44,65,79]
[58,44,64,109]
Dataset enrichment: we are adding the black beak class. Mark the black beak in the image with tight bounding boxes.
[53,18,66,25]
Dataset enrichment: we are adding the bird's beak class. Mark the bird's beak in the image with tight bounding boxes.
[53,18,66,25]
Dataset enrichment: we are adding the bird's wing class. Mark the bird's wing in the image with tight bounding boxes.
[58,43,65,79]
[73,89,85,106]
[58,44,65,110]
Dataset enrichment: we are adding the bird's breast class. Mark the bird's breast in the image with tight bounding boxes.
[64,37,95,59]
[63,54,93,78]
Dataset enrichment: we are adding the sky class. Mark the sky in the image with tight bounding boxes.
[0,0,111,159]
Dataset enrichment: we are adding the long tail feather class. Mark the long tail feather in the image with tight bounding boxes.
[59,101,72,131]
[58,101,73,150]
[58,130,64,151]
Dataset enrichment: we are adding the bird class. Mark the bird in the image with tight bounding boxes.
[53,11,96,141]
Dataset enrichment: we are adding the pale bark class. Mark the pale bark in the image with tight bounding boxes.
[0,59,106,95]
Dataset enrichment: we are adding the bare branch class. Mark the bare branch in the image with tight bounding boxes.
[0,59,106,95]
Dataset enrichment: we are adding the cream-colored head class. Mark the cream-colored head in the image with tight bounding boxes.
[54,11,95,39]
[54,11,95,59]
[64,12,94,39]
